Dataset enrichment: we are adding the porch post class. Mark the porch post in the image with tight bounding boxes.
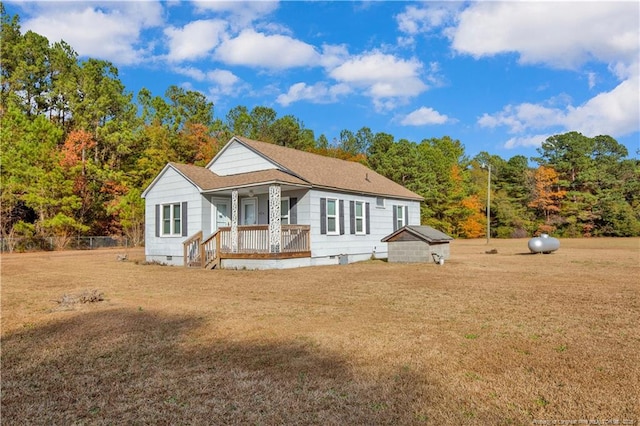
[268,184,281,253]
[231,189,238,253]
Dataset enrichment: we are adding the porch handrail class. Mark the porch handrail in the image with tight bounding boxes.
[183,231,203,267]
[201,230,220,269]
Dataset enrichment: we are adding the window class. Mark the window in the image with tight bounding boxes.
[350,201,370,235]
[376,197,385,208]
[326,198,338,234]
[393,205,407,231]
[280,198,290,225]
[161,203,182,236]
[320,197,343,235]
[355,202,364,233]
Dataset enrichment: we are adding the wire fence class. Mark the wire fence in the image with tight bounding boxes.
[0,236,131,253]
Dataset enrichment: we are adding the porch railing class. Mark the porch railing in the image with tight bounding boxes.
[184,225,310,268]
[202,231,219,269]
[183,231,203,267]
[217,224,310,254]
[281,225,310,253]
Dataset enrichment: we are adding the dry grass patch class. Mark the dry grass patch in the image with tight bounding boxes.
[1,239,639,424]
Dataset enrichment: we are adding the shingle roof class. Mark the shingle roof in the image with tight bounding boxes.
[381,225,453,243]
[170,162,309,191]
[235,136,423,200]
[146,136,423,200]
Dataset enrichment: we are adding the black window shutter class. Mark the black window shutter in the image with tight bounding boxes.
[404,206,409,226]
[365,202,370,234]
[155,204,160,237]
[349,200,355,234]
[290,197,297,224]
[320,198,326,235]
[339,200,345,235]
[182,202,188,236]
[392,205,398,231]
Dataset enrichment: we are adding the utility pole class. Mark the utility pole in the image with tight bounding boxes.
[481,163,491,244]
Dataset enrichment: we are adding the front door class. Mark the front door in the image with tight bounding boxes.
[212,200,230,232]
[241,198,257,225]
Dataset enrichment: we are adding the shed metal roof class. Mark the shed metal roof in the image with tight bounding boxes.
[381,225,454,243]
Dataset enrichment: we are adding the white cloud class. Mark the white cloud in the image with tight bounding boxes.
[451,2,639,149]
[400,107,449,126]
[175,67,239,86]
[587,72,597,90]
[175,66,246,103]
[164,19,228,62]
[504,134,551,150]
[207,69,240,87]
[481,77,640,149]
[565,78,640,137]
[478,103,565,134]
[329,51,427,109]
[319,44,351,70]
[215,29,320,69]
[396,4,460,36]
[191,0,278,27]
[207,70,247,101]
[450,2,639,70]
[20,2,164,66]
[276,82,351,106]
[174,66,207,81]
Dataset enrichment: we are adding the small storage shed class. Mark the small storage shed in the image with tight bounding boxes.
[382,226,453,264]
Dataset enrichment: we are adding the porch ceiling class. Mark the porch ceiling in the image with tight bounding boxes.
[202,182,309,197]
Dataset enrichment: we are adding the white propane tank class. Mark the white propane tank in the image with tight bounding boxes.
[528,234,560,254]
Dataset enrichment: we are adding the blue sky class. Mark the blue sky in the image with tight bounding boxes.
[6,1,640,161]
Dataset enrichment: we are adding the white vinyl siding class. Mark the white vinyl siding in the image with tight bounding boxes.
[208,141,277,175]
[312,191,419,263]
[143,166,203,265]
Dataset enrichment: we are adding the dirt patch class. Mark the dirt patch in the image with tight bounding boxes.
[1,240,639,424]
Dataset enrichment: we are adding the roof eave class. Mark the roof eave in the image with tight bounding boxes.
[310,184,423,201]
[201,181,312,194]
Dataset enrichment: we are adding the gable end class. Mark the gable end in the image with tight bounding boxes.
[141,163,200,198]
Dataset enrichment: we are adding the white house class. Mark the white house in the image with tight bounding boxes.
[142,136,423,269]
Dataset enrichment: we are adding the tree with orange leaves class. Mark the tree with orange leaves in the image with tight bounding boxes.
[528,165,566,221]
[60,129,96,171]
[458,195,485,238]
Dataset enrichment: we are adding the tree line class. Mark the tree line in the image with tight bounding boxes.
[1,5,638,250]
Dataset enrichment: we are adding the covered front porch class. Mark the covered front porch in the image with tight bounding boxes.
[184,183,311,269]
[184,225,310,269]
